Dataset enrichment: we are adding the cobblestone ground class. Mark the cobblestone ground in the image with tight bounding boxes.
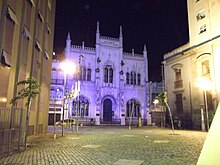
[0,126,207,165]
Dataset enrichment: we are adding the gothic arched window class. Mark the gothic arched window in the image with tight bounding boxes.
[130,72,134,85]
[109,68,113,83]
[104,66,113,83]
[126,72,129,84]
[87,68,91,81]
[74,96,89,117]
[126,99,140,117]
[51,68,57,79]
[133,72,136,85]
[137,73,141,85]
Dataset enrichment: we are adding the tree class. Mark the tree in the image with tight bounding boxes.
[156,92,175,134]
[10,77,40,149]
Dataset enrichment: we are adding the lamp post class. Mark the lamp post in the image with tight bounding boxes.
[198,78,212,131]
[60,60,75,136]
[53,88,59,139]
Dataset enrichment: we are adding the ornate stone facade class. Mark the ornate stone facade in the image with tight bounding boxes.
[49,22,151,125]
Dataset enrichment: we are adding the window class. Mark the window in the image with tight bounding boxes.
[83,67,86,80]
[87,68,91,81]
[22,26,31,40]
[104,66,113,83]
[6,7,18,24]
[3,8,16,55]
[199,24,206,34]
[174,69,183,88]
[175,69,181,81]
[80,66,86,81]
[130,72,136,85]
[137,74,141,85]
[109,68,113,83]
[196,10,205,21]
[133,73,136,85]
[73,96,89,117]
[24,0,32,30]
[126,99,140,117]
[202,60,210,77]
[126,72,129,84]
[38,10,44,22]
[51,68,57,79]
[1,50,11,67]
[130,72,134,85]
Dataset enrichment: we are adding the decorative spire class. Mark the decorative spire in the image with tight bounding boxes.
[143,44,147,58]
[144,44,147,52]
[67,32,71,40]
[82,41,85,49]
[120,25,122,38]
[96,21,100,44]
[96,21,100,34]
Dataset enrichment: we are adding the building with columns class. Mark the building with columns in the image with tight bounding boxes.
[49,22,151,125]
[163,0,220,130]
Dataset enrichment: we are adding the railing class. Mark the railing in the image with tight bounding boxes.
[0,107,26,156]
[174,80,183,88]
[51,79,64,85]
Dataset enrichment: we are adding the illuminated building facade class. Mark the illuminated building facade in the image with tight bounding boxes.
[163,0,220,129]
[49,22,151,125]
[0,0,56,135]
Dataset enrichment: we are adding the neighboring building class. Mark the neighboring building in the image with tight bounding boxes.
[148,82,165,127]
[163,0,220,130]
[49,22,151,126]
[0,0,56,135]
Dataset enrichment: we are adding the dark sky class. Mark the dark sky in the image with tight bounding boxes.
[54,0,189,82]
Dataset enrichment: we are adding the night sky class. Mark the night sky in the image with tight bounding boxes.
[54,0,189,82]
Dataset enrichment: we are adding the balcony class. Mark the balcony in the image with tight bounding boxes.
[174,80,183,89]
[51,79,64,85]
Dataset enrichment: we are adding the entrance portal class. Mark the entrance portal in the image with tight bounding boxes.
[103,98,112,123]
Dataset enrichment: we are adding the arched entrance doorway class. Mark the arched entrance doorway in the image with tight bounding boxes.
[103,98,112,123]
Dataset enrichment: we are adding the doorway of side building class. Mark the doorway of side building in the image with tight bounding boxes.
[103,98,112,124]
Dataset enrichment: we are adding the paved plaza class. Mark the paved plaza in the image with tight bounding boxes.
[0,126,207,165]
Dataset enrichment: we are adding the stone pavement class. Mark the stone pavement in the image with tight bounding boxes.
[0,126,207,165]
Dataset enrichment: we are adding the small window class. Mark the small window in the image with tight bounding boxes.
[27,0,35,7]
[35,40,42,51]
[1,50,11,67]
[87,68,91,81]
[109,68,113,83]
[137,74,141,85]
[38,10,44,22]
[133,73,136,85]
[196,10,205,21]
[199,24,206,34]
[83,67,86,80]
[22,26,31,40]
[130,72,134,85]
[104,67,108,83]
[7,7,18,24]
[126,72,129,84]
[44,50,50,60]
[45,24,51,34]
[104,66,113,83]
[175,69,182,81]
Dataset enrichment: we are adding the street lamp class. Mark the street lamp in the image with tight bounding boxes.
[60,60,76,136]
[153,99,159,108]
[53,88,59,139]
[198,77,212,131]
